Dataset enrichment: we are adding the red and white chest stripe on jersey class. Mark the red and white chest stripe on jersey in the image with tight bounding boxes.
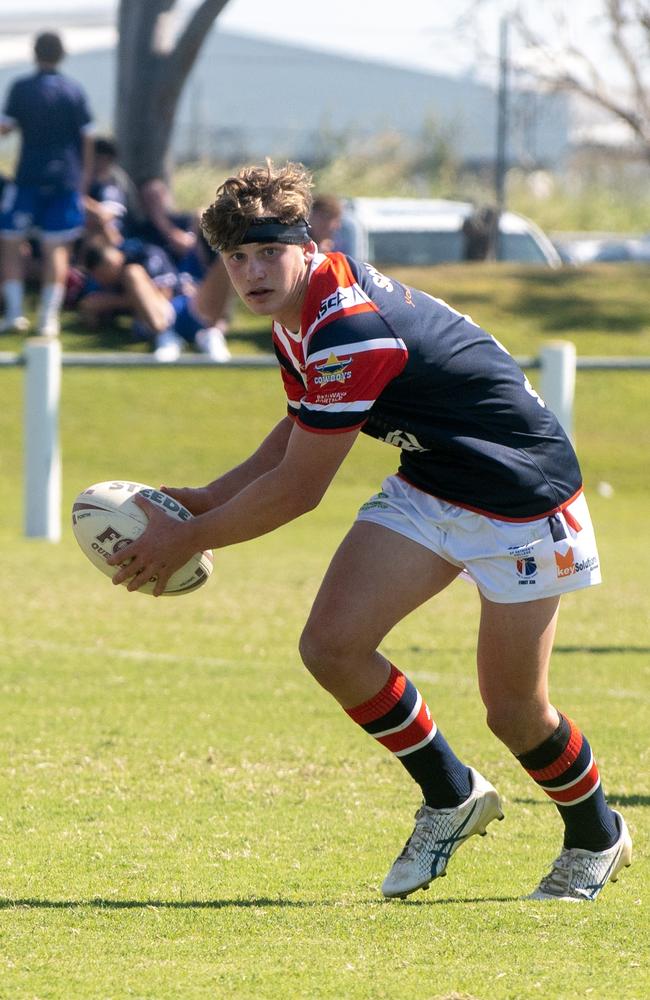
[273,322,305,387]
[273,253,408,430]
[301,253,379,352]
[273,254,379,371]
[273,253,400,379]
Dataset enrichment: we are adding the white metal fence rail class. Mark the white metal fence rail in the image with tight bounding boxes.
[2,340,649,541]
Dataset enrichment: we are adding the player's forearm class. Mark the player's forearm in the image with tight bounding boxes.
[190,463,319,550]
[80,132,95,194]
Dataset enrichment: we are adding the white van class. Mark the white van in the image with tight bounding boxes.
[335,197,562,268]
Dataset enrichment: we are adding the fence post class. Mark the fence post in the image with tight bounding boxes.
[540,340,576,441]
[24,338,61,541]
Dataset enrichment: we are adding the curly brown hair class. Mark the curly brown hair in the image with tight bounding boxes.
[201,159,314,252]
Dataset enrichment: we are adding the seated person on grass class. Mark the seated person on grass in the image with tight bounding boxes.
[80,238,231,362]
[83,136,141,248]
[134,176,199,268]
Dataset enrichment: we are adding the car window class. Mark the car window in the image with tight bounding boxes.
[368,230,464,265]
[498,232,548,264]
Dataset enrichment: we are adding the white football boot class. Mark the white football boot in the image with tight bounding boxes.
[154,328,183,362]
[195,326,231,362]
[382,767,504,899]
[0,315,30,333]
[528,811,632,902]
[38,317,60,338]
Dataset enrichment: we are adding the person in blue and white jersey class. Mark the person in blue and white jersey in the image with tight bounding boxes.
[106,161,632,903]
[83,136,141,248]
[80,239,231,363]
[0,31,94,337]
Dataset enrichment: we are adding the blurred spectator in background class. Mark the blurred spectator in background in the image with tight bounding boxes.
[78,237,179,329]
[81,238,231,363]
[83,136,141,248]
[462,206,498,262]
[0,30,94,336]
[309,194,344,252]
[134,177,197,263]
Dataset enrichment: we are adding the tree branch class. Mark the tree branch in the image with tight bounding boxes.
[168,0,231,91]
[118,0,175,54]
[605,0,649,121]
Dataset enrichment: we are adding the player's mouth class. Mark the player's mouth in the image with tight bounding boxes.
[246,287,273,302]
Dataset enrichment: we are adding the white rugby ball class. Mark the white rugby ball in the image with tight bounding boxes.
[71,480,213,596]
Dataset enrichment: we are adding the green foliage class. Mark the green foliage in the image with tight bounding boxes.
[505,174,650,236]
[0,366,647,998]
[170,143,650,235]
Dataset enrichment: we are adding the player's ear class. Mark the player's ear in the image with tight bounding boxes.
[302,240,317,262]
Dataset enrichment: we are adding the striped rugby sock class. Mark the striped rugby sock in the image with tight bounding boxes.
[517,712,618,851]
[346,663,471,808]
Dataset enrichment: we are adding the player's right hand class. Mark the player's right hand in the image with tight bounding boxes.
[160,485,216,516]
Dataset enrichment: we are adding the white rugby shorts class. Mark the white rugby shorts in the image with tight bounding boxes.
[355,475,601,604]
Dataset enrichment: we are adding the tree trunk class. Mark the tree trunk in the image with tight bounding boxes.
[115,0,230,187]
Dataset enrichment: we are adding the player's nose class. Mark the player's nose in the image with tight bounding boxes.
[246,255,268,280]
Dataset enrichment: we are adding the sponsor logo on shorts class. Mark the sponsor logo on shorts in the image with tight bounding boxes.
[555,547,575,577]
[554,547,599,578]
[314,352,353,385]
[515,556,538,585]
[359,491,390,512]
[508,542,536,558]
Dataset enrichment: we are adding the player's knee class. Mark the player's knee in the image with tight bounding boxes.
[299,622,336,676]
[485,702,519,744]
[484,697,551,751]
[298,619,355,683]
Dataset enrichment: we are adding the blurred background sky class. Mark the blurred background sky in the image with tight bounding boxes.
[0,0,632,90]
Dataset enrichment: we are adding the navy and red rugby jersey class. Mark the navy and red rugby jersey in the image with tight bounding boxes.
[272,252,582,519]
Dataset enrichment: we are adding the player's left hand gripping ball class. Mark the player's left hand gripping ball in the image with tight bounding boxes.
[71,480,213,596]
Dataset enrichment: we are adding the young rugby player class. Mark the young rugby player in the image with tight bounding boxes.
[108,161,632,901]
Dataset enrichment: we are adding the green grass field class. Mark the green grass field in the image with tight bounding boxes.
[0,330,648,994]
[1,262,649,360]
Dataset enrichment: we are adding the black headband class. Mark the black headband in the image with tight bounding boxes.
[239,217,312,246]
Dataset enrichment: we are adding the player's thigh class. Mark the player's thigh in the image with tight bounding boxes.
[304,520,461,654]
[123,263,170,327]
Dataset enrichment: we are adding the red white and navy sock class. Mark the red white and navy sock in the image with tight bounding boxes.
[516,712,618,851]
[346,663,471,808]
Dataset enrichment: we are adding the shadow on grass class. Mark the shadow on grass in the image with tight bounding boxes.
[0,897,311,910]
[388,895,520,905]
[407,645,650,656]
[553,646,650,655]
[0,893,521,909]
[505,266,650,337]
[515,294,649,335]
[514,794,650,807]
